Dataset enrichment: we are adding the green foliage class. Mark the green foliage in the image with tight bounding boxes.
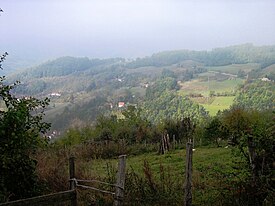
[266,71,275,81]
[127,44,275,68]
[122,160,183,205]
[15,79,47,95]
[5,44,274,132]
[145,77,179,100]
[157,118,195,143]
[0,54,50,202]
[222,106,252,145]
[234,80,275,111]
[55,106,155,148]
[51,95,107,131]
[197,107,274,205]
[237,69,245,78]
[95,107,155,144]
[17,57,120,78]
[203,117,229,147]
[161,69,176,78]
[143,90,208,124]
[220,107,275,204]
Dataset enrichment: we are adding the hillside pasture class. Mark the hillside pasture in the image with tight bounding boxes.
[84,147,231,177]
[179,78,244,96]
[263,63,275,72]
[205,63,260,75]
[51,147,233,205]
[190,96,235,116]
[200,96,235,116]
[179,77,239,115]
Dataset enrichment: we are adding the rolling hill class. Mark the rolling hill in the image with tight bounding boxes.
[3,44,274,133]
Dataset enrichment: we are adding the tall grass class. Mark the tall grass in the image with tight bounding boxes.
[35,145,266,205]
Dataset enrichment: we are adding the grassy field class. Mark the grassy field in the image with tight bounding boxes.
[200,96,235,116]
[205,63,260,75]
[196,78,243,94]
[179,78,244,96]
[44,102,71,120]
[67,147,234,205]
[179,76,241,115]
[81,147,231,178]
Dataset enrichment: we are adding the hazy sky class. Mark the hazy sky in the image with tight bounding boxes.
[1,0,275,62]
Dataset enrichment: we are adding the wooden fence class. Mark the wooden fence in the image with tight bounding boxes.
[184,140,193,206]
[0,190,76,206]
[0,155,127,206]
[1,142,194,205]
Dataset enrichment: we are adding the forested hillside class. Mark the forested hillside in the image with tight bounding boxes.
[127,43,275,68]
[234,80,275,110]
[4,44,275,133]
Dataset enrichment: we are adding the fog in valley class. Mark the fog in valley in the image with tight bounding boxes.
[1,0,275,71]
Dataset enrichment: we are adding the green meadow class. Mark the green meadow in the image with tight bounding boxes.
[205,63,260,74]
[80,147,231,178]
[71,147,234,205]
[179,74,243,115]
[201,96,235,116]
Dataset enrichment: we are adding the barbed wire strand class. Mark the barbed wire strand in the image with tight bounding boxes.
[76,184,115,196]
[71,178,124,190]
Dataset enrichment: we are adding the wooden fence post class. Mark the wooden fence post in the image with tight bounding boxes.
[184,141,193,206]
[114,155,126,206]
[173,134,176,150]
[159,133,171,154]
[69,156,77,206]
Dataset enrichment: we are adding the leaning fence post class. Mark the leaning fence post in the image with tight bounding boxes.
[184,140,193,206]
[69,156,77,206]
[114,155,126,206]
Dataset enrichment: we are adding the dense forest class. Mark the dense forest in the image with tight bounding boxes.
[127,44,275,68]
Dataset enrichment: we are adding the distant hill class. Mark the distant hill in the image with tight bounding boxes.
[0,54,46,75]
[9,56,122,79]
[126,44,275,68]
[4,44,274,132]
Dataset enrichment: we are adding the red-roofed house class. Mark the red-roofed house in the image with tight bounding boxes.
[118,102,125,108]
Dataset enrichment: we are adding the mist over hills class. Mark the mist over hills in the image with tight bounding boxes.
[3,43,275,76]
[1,1,275,204]
[4,44,275,132]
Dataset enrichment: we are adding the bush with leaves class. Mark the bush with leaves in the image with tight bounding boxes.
[221,107,275,205]
[0,53,51,202]
[203,117,229,147]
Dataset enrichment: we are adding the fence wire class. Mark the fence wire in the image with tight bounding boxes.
[76,184,115,196]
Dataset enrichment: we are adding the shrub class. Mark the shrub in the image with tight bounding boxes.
[0,53,50,201]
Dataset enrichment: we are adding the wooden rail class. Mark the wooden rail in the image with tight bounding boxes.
[0,190,76,206]
[0,155,126,206]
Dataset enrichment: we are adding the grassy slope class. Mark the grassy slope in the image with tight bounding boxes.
[75,147,232,205]
[200,78,243,92]
[179,78,244,95]
[201,96,235,116]
[206,63,260,74]
[179,75,243,115]
[84,147,231,176]
[263,63,275,72]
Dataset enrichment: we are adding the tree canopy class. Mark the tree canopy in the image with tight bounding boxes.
[0,53,50,201]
